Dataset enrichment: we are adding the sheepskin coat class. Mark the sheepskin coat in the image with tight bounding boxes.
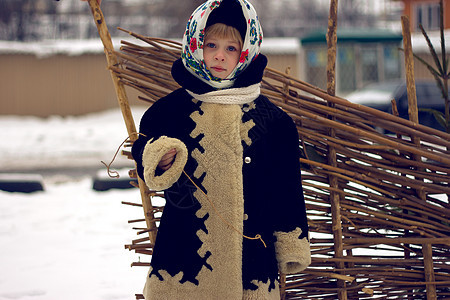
[131,53,310,300]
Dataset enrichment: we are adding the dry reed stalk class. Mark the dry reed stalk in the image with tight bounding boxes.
[131,236,150,244]
[127,218,146,224]
[132,262,151,268]
[121,201,142,207]
[279,103,450,165]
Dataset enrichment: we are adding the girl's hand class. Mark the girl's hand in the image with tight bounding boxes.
[158,149,177,171]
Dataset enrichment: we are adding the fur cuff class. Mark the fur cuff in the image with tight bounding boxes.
[142,136,188,191]
[274,228,311,274]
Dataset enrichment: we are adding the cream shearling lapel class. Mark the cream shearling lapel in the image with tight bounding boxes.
[189,102,249,298]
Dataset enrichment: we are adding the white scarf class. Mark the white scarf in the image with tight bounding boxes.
[187,83,260,105]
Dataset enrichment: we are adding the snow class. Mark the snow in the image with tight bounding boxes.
[261,38,300,55]
[411,29,450,54]
[0,107,152,300]
[345,89,394,105]
[0,173,43,182]
[0,108,146,171]
[0,39,122,59]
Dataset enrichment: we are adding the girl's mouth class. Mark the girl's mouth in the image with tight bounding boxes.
[212,66,225,72]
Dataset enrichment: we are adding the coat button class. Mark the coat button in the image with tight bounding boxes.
[244,157,251,164]
[243,106,250,112]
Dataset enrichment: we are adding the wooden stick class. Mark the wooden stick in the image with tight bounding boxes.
[402,16,437,299]
[86,0,159,251]
[326,1,347,298]
[86,0,135,138]
[401,16,420,128]
[344,237,450,246]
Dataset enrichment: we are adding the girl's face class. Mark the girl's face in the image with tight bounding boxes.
[203,35,241,79]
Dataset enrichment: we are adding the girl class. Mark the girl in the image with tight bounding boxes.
[132,0,310,299]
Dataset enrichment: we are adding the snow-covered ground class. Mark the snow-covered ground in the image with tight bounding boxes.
[0,107,152,300]
[1,105,447,299]
[0,108,147,172]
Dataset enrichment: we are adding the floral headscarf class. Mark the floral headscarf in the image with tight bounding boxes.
[181,0,263,89]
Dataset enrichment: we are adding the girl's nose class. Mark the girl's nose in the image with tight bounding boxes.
[214,50,225,61]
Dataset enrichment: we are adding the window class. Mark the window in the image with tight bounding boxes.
[305,47,328,90]
[415,2,440,31]
[337,46,356,92]
[383,45,401,80]
[361,46,379,85]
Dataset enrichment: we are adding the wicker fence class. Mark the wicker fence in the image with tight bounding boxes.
[112,32,450,299]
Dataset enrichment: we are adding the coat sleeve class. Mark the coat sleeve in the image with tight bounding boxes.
[132,98,188,191]
[268,112,310,274]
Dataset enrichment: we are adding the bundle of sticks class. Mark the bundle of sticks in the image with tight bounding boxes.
[115,29,450,299]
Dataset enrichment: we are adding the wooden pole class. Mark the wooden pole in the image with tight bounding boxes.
[86,0,135,138]
[279,273,286,300]
[401,15,437,300]
[86,0,158,246]
[326,1,347,299]
[401,16,420,138]
[326,1,338,97]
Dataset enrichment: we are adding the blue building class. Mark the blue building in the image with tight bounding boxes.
[300,28,403,95]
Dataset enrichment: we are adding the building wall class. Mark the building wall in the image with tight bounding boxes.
[0,52,298,117]
[1,53,119,117]
[401,0,450,31]
[413,53,440,79]
[396,1,450,81]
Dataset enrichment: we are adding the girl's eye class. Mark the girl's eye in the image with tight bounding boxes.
[227,46,237,52]
[206,42,216,48]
